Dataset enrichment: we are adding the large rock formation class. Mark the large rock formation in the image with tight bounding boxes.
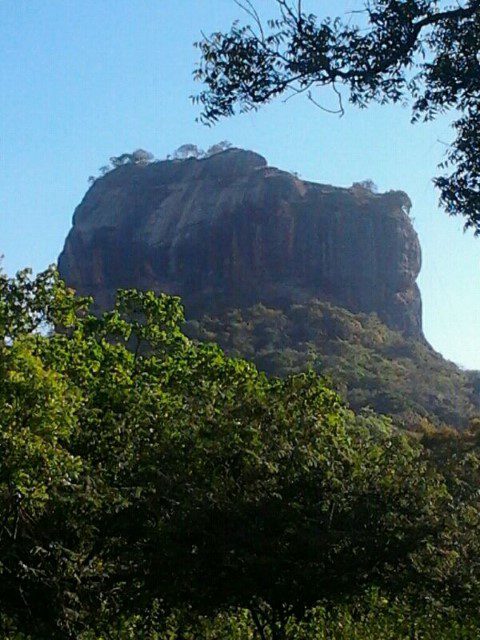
[58,148,423,338]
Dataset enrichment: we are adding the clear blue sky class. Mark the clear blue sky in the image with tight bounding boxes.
[0,1,478,369]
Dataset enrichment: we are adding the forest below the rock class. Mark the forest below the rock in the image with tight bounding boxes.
[1,268,480,640]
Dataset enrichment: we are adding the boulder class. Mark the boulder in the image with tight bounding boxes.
[58,148,423,338]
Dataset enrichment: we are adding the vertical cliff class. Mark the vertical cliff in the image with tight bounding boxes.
[59,148,423,339]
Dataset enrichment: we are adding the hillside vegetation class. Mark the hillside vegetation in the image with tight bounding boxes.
[186,300,479,428]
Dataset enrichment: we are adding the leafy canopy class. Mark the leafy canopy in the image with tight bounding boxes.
[0,267,477,638]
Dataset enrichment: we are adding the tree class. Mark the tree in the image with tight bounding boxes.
[130,148,154,165]
[169,141,234,160]
[193,0,480,232]
[88,150,155,184]
[109,153,131,168]
[206,140,233,155]
[0,269,194,637]
[172,143,205,160]
[109,149,154,167]
[352,179,379,193]
[130,399,448,639]
[0,269,93,638]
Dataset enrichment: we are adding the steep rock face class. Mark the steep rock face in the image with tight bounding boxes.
[58,148,423,338]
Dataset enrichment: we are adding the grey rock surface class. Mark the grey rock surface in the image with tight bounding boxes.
[58,148,423,338]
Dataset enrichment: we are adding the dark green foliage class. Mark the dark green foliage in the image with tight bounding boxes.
[129,380,445,630]
[185,301,479,427]
[79,596,480,639]
[1,268,480,638]
[194,0,480,232]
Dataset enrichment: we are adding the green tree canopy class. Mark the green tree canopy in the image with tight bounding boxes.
[0,267,477,638]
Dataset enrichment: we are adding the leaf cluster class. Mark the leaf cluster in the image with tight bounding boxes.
[193,0,480,231]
